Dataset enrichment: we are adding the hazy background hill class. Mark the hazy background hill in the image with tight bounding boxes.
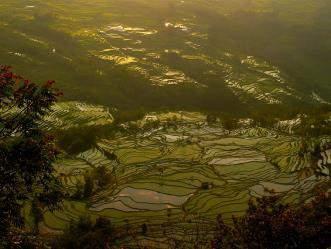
[0,0,330,112]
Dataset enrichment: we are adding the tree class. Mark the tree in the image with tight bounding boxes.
[31,199,44,234]
[83,174,94,198]
[56,126,98,155]
[206,114,217,125]
[212,191,331,249]
[52,216,115,249]
[222,117,238,130]
[0,65,63,246]
[93,166,113,188]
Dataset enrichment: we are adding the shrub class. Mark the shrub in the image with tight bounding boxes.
[212,192,331,249]
[52,217,116,249]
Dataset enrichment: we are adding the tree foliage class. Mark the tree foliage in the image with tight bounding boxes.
[212,192,331,249]
[52,216,116,249]
[0,65,63,246]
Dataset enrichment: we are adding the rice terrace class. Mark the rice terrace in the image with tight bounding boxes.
[24,102,328,248]
[0,0,330,248]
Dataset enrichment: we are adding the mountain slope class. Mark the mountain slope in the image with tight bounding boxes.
[0,0,330,111]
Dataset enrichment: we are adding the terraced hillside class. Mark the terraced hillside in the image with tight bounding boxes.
[1,0,331,111]
[42,101,114,130]
[28,102,330,248]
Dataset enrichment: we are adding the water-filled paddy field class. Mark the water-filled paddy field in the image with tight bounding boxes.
[31,102,330,248]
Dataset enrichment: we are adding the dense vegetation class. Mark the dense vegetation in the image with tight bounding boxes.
[212,190,331,249]
[52,217,116,249]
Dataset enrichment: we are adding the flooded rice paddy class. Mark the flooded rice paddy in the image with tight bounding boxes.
[36,102,330,247]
